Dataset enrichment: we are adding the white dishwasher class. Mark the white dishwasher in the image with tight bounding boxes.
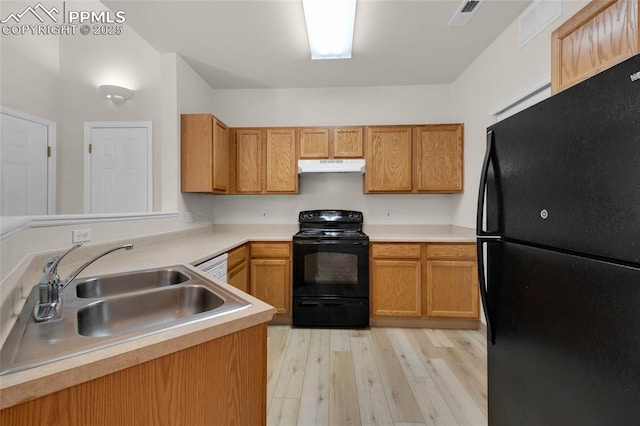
[197,253,228,282]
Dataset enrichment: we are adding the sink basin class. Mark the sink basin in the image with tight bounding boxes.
[0,265,251,375]
[76,268,190,298]
[78,285,224,337]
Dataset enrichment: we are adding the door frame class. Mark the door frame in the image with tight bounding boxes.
[0,106,56,215]
[83,121,153,214]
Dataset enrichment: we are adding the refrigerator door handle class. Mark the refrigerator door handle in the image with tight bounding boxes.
[476,130,500,239]
[476,130,498,345]
[476,240,494,345]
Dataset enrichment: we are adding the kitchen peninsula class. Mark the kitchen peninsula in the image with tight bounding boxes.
[0,222,474,424]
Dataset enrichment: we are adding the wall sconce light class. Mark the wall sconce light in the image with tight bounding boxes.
[99,84,134,103]
[302,0,356,60]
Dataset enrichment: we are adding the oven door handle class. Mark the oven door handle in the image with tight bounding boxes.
[298,299,367,308]
[293,240,369,246]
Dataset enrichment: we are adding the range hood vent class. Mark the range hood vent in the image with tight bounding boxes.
[298,159,365,174]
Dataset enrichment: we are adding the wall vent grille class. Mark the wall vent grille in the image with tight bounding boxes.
[448,0,483,27]
[461,1,480,13]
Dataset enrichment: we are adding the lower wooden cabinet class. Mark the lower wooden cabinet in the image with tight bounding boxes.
[370,242,479,321]
[0,324,268,426]
[425,244,479,319]
[227,244,249,293]
[371,243,422,317]
[250,242,291,315]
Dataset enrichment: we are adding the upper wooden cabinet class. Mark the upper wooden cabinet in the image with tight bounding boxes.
[333,127,364,157]
[415,124,463,193]
[365,126,413,192]
[180,114,229,193]
[551,0,639,93]
[299,128,330,158]
[298,127,364,159]
[231,128,298,194]
[233,128,263,193]
[365,124,463,193]
[265,128,298,193]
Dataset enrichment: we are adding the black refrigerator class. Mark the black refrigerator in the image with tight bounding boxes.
[477,54,640,426]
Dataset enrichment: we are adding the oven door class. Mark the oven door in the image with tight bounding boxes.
[292,239,369,298]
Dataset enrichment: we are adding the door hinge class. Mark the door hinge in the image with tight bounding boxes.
[47,146,51,157]
[89,143,92,154]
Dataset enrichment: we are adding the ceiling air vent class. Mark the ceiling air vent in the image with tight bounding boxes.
[448,0,482,27]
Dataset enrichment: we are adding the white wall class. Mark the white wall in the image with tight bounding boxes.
[174,54,219,223]
[56,0,164,213]
[213,85,452,127]
[0,0,165,214]
[0,8,215,281]
[212,173,460,225]
[450,0,590,228]
[207,84,458,225]
[0,32,59,120]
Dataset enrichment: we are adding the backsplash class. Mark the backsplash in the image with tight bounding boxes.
[209,173,462,224]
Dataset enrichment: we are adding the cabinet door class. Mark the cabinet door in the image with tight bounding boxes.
[415,124,463,193]
[265,128,297,193]
[299,128,329,158]
[235,129,263,193]
[212,118,229,192]
[180,114,228,193]
[365,126,412,192]
[180,114,213,192]
[227,245,249,293]
[426,260,479,318]
[228,262,249,293]
[333,127,363,158]
[251,258,291,314]
[371,259,422,317]
[551,0,639,93]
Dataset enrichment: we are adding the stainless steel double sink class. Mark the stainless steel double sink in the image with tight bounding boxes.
[0,265,251,375]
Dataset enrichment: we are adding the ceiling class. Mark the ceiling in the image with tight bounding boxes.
[103,0,532,90]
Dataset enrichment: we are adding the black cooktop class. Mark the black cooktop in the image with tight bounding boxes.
[294,210,367,241]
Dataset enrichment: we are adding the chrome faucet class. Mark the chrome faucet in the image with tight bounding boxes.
[34,243,133,321]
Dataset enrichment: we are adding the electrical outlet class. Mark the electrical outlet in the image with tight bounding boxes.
[185,211,193,223]
[385,209,392,220]
[72,229,91,243]
[261,210,268,220]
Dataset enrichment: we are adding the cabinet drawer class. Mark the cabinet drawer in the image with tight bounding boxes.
[251,242,290,258]
[371,243,422,259]
[227,244,248,270]
[427,244,475,259]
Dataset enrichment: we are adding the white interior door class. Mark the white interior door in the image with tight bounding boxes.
[0,110,54,216]
[84,122,152,214]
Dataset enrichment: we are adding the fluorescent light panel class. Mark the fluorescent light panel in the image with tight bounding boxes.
[302,0,356,60]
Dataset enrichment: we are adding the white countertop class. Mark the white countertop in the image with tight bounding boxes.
[0,222,475,409]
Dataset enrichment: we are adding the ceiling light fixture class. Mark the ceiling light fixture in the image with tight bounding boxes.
[99,84,134,103]
[302,0,356,60]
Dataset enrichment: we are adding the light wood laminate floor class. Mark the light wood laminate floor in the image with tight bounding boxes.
[267,326,487,426]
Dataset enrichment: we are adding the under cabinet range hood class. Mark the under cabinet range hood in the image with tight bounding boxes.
[298,159,365,174]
